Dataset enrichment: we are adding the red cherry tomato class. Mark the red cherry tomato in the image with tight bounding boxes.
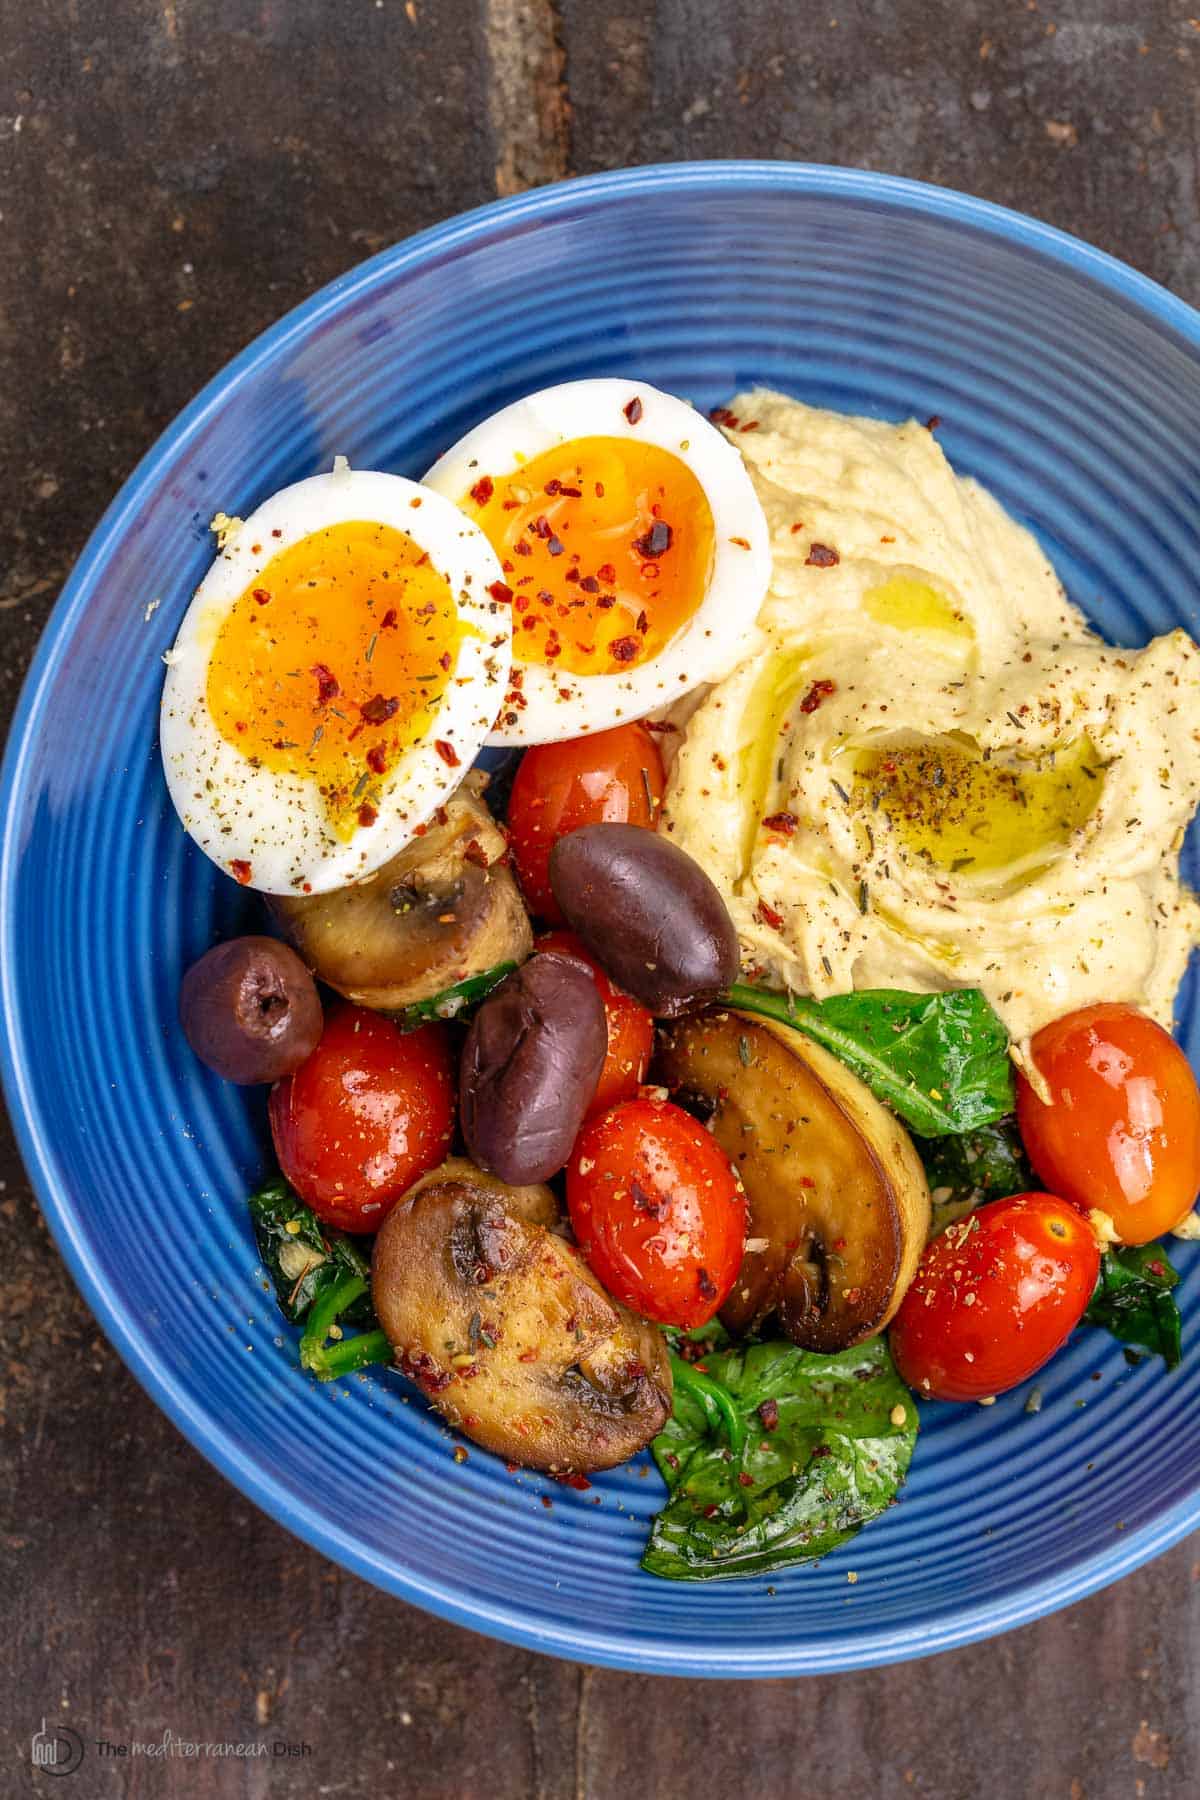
[890,1192,1101,1401]
[536,928,654,1114]
[269,1004,455,1233]
[507,723,665,922]
[567,1097,747,1328]
[1015,1003,1200,1245]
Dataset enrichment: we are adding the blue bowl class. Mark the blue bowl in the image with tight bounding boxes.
[4,163,1199,1676]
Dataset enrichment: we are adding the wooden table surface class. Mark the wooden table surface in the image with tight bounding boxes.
[3,3,1198,1794]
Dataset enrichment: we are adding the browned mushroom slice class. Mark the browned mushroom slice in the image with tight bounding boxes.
[372,1157,672,1473]
[655,1010,930,1352]
[268,772,532,1014]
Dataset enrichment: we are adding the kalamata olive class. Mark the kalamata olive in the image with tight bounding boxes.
[459,953,607,1184]
[548,823,739,1017]
[179,936,324,1084]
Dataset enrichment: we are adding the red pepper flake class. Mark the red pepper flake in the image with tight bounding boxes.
[597,594,617,610]
[800,677,837,713]
[488,579,513,604]
[623,395,643,424]
[229,859,253,885]
[610,635,639,663]
[564,566,580,584]
[366,744,388,775]
[533,514,553,539]
[357,803,377,828]
[558,484,582,498]
[633,520,672,559]
[271,528,283,538]
[710,406,739,428]
[756,899,784,931]
[594,481,605,498]
[311,662,340,704]
[360,693,400,725]
[737,1471,755,1487]
[597,562,616,583]
[410,496,423,508]
[439,651,452,671]
[762,810,798,835]
[435,739,460,767]
[1148,1259,1167,1277]
[926,414,942,431]
[578,574,600,594]
[547,535,565,557]
[739,419,760,433]
[702,1504,720,1520]
[462,838,490,867]
[729,535,751,549]
[806,543,840,567]
[469,474,494,505]
[790,521,806,534]
[697,1268,717,1301]
[252,587,271,605]
[553,1471,592,1490]
[758,1397,780,1432]
[514,539,532,557]
[380,608,398,630]
[643,719,678,735]
[636,610,649,634]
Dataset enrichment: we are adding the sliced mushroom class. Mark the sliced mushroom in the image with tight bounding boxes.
[655,1010,930,1351]
[372,1156,672,1473]
[268,773,532,1014]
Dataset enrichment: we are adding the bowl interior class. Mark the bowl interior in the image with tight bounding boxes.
[5,165,1200,1674]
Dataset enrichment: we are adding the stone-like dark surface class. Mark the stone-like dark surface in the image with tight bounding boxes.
[2,2,1197,1795]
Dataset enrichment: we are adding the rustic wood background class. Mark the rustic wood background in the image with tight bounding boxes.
[3,2,1198,1794]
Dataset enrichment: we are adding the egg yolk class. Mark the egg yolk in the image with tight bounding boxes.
[848,732,1103,878]
[461,436,715,676]
[206,520,463,839]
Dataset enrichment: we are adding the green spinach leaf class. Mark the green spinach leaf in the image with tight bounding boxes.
[1084,1242,1182,1370]
[643,1336,918,1581]
[916,1116,1033,1232]
[248,1176,391,1380]
[395,961,518,1030]
[725,983,1013,1137]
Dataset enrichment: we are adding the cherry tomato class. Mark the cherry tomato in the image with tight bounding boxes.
[537,928,654,1114]
[269,1004,455,1233]
[566,1097,747,1328]
[1015,1003,1200,1245]
[890,1192,1101,1401]
[507,723,665,922]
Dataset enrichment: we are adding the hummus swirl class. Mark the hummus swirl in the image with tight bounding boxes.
[662,391,1200,1042]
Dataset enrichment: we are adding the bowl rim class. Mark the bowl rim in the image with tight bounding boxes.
[5,159,1200,1676]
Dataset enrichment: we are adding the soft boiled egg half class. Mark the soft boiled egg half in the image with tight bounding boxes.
[423,379,770,743]
[160,466,511,895]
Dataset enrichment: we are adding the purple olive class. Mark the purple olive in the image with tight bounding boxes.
[459,953,607,1184]
[180,936,323,1084]
[548,823,739,1017]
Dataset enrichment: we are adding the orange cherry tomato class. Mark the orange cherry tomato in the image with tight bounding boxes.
[506,723,665,922]
[269,1004,455,1233]
[1015,1003,1200,1244]
[890,1192,1101,1401]
[536,928,654,1114]
[566,1097,747,1328]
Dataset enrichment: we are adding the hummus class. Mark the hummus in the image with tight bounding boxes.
[663,390,1200,1043]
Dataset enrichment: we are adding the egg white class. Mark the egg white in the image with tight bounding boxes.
[160,466,511,895]
[422,379,770,744]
